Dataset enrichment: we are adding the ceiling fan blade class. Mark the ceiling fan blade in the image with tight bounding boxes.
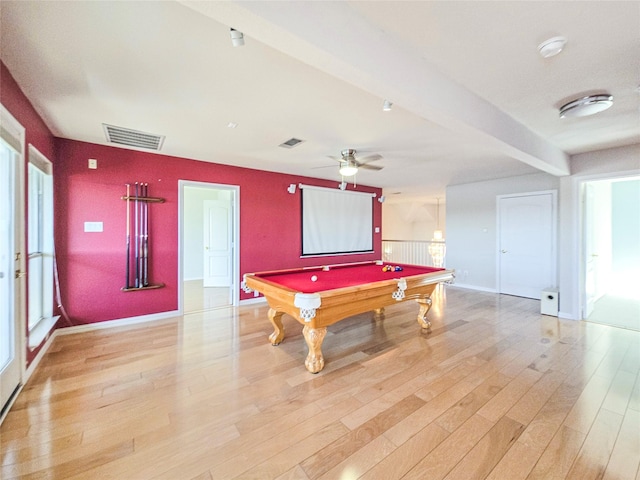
[359,164,384,171]
[311,164,338,169]
[359,154,383,163]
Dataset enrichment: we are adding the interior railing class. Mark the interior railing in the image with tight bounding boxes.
[382,239,446,268]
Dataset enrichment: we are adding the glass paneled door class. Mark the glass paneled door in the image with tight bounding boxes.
[1,106,25,418]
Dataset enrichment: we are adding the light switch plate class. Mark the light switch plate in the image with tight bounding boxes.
[88,158,97,169]
[84,221,103,232]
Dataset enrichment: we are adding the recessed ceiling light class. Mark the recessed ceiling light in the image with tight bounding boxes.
[227,122,238,128]
[559,94,613,118]
[538,36,567,58]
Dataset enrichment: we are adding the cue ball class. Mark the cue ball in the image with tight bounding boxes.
[311,275,318,282]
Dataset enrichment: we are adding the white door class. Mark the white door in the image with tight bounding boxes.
[1,118,25,416]
[203,199,232,287]
[498,192,556,299]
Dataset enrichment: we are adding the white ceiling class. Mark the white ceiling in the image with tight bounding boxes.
[1,1,638,205]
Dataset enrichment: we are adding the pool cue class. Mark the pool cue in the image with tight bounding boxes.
[142,183,149,287]
[125,184,131,289]
[134,182,140,288]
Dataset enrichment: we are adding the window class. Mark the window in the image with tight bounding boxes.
[27,146,54,333]
[300,184,374,256]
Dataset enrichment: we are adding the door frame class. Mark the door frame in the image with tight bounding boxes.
[178,180,240,312]
[0,104,27,423]
[578,172,640,319]
[496,190,557,296]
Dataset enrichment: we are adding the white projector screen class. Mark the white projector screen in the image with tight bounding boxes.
[301,185,374,256]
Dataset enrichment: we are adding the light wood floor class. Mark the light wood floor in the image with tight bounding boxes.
[2,287,639,479]
[183,280,231,313]
[588,293,640,332]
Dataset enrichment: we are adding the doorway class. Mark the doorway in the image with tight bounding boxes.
[179,181,239,314]
[1,105,26,420]
[497,191,557,299]
[583,176,640,330]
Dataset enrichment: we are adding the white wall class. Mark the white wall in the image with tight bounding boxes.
[382,144,639,320]
[446,172,560,291]
[558,144,640,319]
[382,201,445,241]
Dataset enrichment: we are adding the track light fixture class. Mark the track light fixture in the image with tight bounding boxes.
[230,28,244,47]
[382,99,393,111]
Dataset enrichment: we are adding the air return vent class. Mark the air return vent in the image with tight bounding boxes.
[103,124,165,151]
[279,137,304,148]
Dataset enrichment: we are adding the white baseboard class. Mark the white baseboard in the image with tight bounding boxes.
[446,283,498,294]
[56,310,182,336]
[24,328,58,383]
[239,297,266,306]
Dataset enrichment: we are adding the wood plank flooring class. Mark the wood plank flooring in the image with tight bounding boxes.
[2,286,639,479]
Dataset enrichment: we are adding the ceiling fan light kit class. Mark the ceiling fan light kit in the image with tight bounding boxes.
[339,160,359,177]
[559,94,614,118]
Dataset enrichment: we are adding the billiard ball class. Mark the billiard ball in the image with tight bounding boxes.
[311,275,318,282]
[395,266,403,272]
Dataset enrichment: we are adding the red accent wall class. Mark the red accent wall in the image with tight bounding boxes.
[2,59,382,359]
[1,61,57,365]
[0,62,56,160]
[55,139,383,326]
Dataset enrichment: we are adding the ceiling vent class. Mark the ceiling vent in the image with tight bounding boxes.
[103,124,165,151]
[279,137,304,148]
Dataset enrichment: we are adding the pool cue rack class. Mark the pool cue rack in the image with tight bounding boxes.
[121,182,165,292]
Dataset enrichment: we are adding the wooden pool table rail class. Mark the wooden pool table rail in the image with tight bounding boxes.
[243,268,455,373]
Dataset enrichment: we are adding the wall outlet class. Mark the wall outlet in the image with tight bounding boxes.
[88,158,97,169]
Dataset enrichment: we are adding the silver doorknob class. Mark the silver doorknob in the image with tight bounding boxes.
[501,249,508,253]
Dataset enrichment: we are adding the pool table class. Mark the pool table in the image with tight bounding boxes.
[242,261,455,373]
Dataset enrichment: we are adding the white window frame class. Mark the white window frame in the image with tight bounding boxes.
[27,145,56,344]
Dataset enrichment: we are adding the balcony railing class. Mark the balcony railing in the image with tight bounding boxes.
[382,239,446,268]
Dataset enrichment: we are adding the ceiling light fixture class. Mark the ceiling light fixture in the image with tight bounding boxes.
[538,36,567,58]
[559,94,613,118]
[382,99,393,111]
[339,159,359,177]
[230,28,244,47]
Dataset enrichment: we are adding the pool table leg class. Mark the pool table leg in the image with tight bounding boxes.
[303,325,327,373]
[416,297,433,329]
[268,308,285,345]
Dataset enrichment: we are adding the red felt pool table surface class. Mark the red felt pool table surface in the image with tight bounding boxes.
[253,262,444,293]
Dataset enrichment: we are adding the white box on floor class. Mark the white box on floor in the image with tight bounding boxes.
[541,287,559,316]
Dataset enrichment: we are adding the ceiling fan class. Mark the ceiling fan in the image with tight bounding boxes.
[330,149,384,177]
